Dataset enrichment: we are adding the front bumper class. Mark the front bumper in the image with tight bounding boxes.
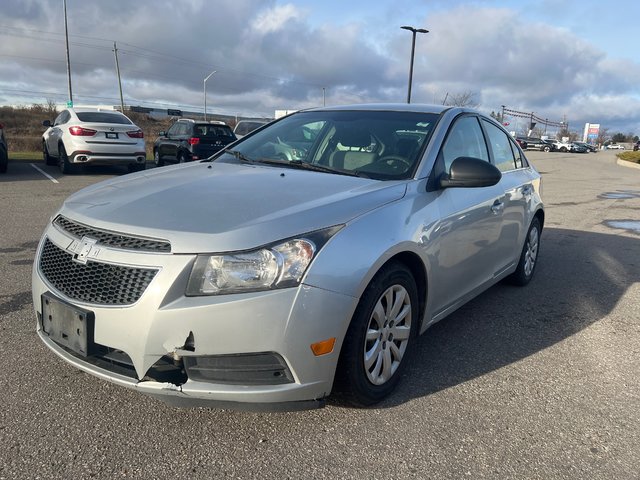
[32,223,358,410]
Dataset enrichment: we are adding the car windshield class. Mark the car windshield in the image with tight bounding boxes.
[75,112,132,124]
[219,110,438,180]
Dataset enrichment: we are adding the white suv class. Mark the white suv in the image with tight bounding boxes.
[42,108,146,174]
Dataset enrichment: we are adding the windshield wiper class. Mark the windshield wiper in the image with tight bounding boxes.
[254,158,367,178]
[219,149,255,164]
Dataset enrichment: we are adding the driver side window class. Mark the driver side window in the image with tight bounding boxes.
[441,116,489,172]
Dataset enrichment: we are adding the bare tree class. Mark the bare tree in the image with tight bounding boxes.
[444,91,479,108]
[46,98,58,118]
[596,127,610,146]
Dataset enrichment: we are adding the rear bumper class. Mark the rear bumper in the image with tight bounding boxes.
[70,150,147,165]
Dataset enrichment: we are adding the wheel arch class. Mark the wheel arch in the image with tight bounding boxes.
[379,251,428,333]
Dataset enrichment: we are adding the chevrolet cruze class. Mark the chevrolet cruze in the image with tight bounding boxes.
[32,104,544,410]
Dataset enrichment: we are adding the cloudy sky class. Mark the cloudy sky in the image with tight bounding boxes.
[1,0,640,135]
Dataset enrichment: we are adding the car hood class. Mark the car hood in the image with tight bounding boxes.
[59,161,408,253]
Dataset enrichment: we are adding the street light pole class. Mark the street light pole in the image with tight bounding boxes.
[203,70,216,121]
[63,0,73,105]
[401,25,428,104]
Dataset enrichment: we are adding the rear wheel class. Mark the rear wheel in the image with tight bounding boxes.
[58,144,75,174]
[334,262,418,406]
[43,142,56,165]
[543,145,550,152]
[178,152,188,163]
[508,217,541,286]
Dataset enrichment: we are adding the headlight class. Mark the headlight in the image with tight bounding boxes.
[186,226,342,296]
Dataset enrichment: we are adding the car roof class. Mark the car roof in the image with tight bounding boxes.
[307,102,451,115]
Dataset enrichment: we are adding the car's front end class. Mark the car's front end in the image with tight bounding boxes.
[31,160,408,410]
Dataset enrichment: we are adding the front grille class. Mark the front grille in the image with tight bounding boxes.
[54,216,171,253]
[39,238,158,305]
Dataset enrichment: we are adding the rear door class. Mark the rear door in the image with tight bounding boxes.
[481,118,534,272]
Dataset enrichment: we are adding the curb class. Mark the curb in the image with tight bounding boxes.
[616,158,640,170]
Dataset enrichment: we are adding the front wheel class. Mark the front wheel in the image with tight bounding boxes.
[334,262,418,406]
[543,146,550,152]
[508,217,541,286]
[153,149,164,167]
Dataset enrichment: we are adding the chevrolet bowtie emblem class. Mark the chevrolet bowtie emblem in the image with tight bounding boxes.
[68,236,101,264]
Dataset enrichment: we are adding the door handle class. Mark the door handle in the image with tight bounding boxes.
[491,199,504,214]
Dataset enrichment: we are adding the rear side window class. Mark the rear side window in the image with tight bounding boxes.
[482,120,518,172]
[76,112,132,124]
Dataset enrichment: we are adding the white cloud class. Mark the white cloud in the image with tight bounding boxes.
[251,4,303,34]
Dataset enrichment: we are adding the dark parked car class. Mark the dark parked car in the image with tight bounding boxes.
[153,119,236,166]
[515,137,528,150]
[517,136,555,152]
[233,119,270,138]
[0,122,7,173]
[634,141,639,151]
[569,142,588,153]
[573,141,596,152]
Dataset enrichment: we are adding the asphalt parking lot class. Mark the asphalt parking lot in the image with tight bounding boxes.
[1,150,638,479]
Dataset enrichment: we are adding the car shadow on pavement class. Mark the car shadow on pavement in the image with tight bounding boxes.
[358,227,640,409]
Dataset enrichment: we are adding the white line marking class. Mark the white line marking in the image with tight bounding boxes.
[30,163,59,184]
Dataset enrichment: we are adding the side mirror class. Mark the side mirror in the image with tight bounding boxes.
[439,156,502,189]
[42,120,51,127]
[158,131,166,137]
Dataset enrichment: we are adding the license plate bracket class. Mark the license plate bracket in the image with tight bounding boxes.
[105,132,119,139]
[41,293,96,357]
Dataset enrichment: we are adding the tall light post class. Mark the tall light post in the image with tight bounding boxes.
[63,0,73,105]
[401,26,428,104]
[203,70,216,121]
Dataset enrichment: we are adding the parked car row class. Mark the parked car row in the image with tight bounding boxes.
[38,107,273,175]
[515,136,599,154]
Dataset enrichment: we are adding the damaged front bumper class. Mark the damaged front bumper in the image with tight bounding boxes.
[32,226,357,411]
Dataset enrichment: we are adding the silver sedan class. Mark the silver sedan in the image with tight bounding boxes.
[32,104,543,410]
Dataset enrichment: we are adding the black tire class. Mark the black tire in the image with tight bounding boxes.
[334,262,418,407]
[58,144,75,174]
[178,151,188,163]
[0,146,7,173]
[43,142,56,166]
[507,217,541,286]
[543,146,550,152]
[153,149,164,167]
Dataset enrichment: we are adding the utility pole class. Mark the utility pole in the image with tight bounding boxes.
[63,0,73,105]
[322,87,326,107]
[113,42,125,113]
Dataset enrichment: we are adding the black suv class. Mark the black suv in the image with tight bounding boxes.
[153,119,236,166]
[517,136,556,152]
[0,122,7,173]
